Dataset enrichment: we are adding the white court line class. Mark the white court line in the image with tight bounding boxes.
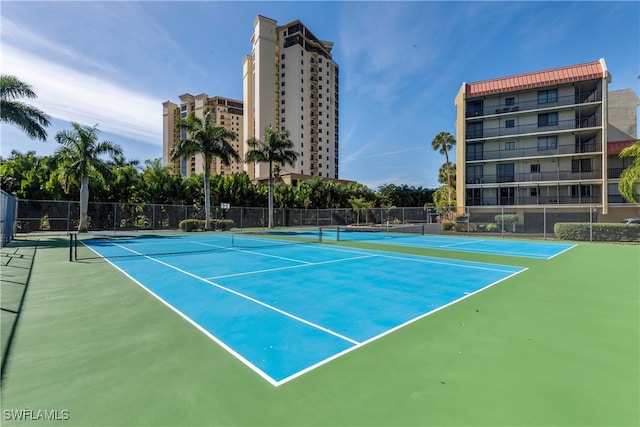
[438,239,485,248]
[273,267,528,386]
[190,240,312,265]
[546,244,577,259]
[78,241,282,386]
[206,254,378,280]
[313,244,524,274]
[106,241,361,347]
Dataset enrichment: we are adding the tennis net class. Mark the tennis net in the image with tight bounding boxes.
[69,228,323,261]
[335,224,425,242]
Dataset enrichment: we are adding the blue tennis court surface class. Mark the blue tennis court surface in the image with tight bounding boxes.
[331,230,575,259]
[82,234,527,386]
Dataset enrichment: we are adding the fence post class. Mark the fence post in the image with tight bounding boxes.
[67,200,71,232]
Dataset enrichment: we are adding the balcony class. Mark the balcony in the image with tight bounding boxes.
[466,195,603,207]
[465,169,603,185]
[466,117,600,140]
[467,142,602,162]
[465,91,602,118]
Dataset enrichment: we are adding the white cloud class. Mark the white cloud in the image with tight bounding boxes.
[2,44,163,146]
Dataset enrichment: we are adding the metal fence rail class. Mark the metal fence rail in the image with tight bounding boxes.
[14,199,640,241]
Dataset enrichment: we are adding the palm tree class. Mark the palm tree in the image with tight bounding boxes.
[431,131,456,216]
[245,125,298,228]
[618,140,640,203]
[1,75,51,141]
[54,123,122,232]
[171,110,239,230]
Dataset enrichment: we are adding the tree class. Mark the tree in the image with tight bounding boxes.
[245,125,298,228]
[431,131,456,216]
[618,140,640,203]
[1,75,51,141]
[171,110,240,230]
[350,197,374,225]
[140,158,175,204]
[54,123,122,232]
[0,150,57,199]
[107,154,142,203]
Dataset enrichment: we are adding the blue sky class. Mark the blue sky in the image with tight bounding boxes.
[2,1,638,189]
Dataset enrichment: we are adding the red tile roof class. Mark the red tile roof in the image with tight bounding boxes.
[466,61,605,97]
[607,140,636,156]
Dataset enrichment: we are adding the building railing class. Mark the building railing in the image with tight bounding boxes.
[465,91,602,118]
[607,167,626,179]
[466,195,604,207]
[467,142,601,162]
[466,116,601,140]
[466,169,602,185]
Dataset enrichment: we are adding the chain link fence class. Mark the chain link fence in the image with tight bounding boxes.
[14,199,640,241]
[1,190,18,247]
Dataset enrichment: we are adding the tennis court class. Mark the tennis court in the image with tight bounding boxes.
[2,232,638,426]
[331,226,576,259]
[77,232,525,385]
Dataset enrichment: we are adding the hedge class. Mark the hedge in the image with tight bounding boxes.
[554,222,640,242]
[179,219,235,232]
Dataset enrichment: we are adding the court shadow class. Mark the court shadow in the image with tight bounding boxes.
[0,242,37,381]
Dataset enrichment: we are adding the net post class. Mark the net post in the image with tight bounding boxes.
[69,232,76,262]
[336,226,341,242]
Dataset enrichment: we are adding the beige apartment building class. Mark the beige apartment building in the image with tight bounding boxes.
[243,15,340,183]
[455,59,639,221]
[163,94,244,177]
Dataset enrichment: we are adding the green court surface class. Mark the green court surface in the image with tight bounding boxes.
[1,235,638,426]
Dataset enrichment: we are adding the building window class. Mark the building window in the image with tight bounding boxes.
[466,165,484,184]
[466,121,483,139]
[538,89,557,104]
[281,54,285,59]
[466,188,482,206]
[281,63,285,69]
[571,185,592,198]
[538,136,557,150]
[505,141,515,150]
[571,159,592,173]
[538,112,558,127]
[497,163,515,183]
[499,187,515,205]
[467,142,483,161]
[505,119,515,128]
[467,100,483,117]
[530,164,540,173]
[505,97,515,106]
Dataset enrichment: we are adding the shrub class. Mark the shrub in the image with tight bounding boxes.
[554,222,640,242]
[179,219,203,232]
[179,219,235,232]
[441,220,456,231]
[495,214,519,232]
[486,223,499,232]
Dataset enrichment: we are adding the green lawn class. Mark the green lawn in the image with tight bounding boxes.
[1,236,638,426]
